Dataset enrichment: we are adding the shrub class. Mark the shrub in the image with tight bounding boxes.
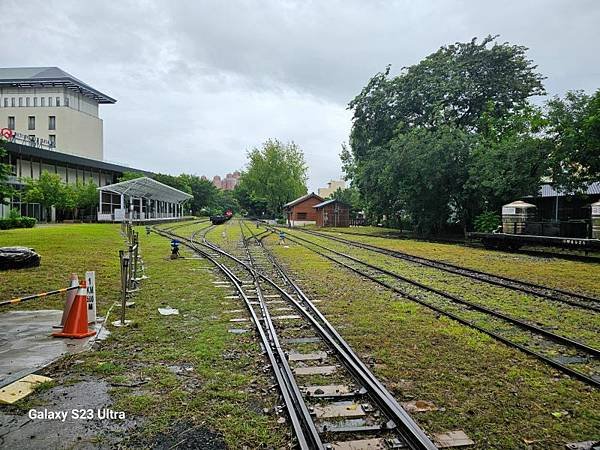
[0,215,37,230]
[474,211,501,233]
[19,217,37,228]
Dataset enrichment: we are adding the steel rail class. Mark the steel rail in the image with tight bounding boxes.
[275,230,600,389]
[289,227,600,312]
[239,227,324,448]
[154,226,314,449]
[236,221,438,450]
[281,231,600,357]
[240,221,436,448]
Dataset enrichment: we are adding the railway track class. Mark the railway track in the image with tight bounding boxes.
[266,226,600,389]
[283,227,600,313]
[314,228,600,263]
[153,220,438,450]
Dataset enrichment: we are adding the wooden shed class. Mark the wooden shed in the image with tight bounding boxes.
[283,193,324,227]
[314,199,350,227]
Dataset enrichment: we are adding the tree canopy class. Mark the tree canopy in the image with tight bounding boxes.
[236,139,308,217]
[343,35,598,234]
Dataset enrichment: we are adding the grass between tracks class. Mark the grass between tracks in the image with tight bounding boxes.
[282,230,600,351]
[1,222,288,448]
[310,226,600,297]
[266,228,600,450]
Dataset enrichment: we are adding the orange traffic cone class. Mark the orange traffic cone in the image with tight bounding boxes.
[52,281,96,339]
[54,273,79,328]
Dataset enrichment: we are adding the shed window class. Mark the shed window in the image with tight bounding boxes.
[296,212,307,220]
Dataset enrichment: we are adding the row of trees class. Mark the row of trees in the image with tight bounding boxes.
[23,172,99,222]
[342,36,600,234]
[1,139,309,222]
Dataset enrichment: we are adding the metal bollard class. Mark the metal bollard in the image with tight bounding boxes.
[133,233,139,283]
[127,244,135,290]
[119,250,129,325]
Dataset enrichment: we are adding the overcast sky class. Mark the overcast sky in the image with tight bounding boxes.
[3,0,599,191]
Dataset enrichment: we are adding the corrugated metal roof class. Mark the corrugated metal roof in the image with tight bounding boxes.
[98,177,193,203]
[313,199,350,209]
[0,66,116,103]
[539,182,600,197]
[283,192,323,208]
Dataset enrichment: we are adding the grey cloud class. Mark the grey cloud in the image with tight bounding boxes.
[2,0,599,191]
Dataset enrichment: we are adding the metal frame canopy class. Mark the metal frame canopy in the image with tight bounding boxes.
[97,177,193,203]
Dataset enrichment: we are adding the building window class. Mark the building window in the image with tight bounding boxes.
[56,97,60,107]
[49,135,56,147]
[11,98,15,107]
[29,135,35,143]
[48,97,53,107]
[41,97,45,107]
[297,212,308,220]
[26,97,31,107]
[8,116,15,130]
[33,97,38,107]
[64,97,69,107]
[28,116,36,130]
[3,98,7,107]
[48,116,56,130]
[18,97,23,107]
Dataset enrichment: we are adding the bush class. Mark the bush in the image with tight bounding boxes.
[474,211,501,233]
[276,217,286,225]
[0,215,37,230]
[20,217,37,228]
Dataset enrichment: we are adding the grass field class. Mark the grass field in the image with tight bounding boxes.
[2,221,599,449]
[0,224,123,311]
[1,222,288,448]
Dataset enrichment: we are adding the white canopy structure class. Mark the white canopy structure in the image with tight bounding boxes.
[97,177,193,222]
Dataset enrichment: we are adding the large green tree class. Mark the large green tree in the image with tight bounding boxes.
[152,173,192,194]
[345,36,547,234]
[545,89,600,191]
[237,139,308,217]
[328,186,363,218]
[179,174,219,214]
[23,171,66,222]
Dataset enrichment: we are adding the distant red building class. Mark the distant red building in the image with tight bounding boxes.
[314,199,350,227]
[283,193,323,227]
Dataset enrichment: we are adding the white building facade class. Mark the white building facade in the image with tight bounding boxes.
[0,67,115,160]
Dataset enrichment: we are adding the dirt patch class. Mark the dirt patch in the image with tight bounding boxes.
[149,421,227,449]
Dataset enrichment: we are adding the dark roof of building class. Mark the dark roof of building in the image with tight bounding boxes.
[0,67,116,103]
[313,198,350,209]
[5,141,152,176]
[283,192,323,208]
[539,182,600,197]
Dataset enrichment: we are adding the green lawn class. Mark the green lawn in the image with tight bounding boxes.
[1,223,288,448]
[0,224,123,311]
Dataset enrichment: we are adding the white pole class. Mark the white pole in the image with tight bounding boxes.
[98,190,103,221]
